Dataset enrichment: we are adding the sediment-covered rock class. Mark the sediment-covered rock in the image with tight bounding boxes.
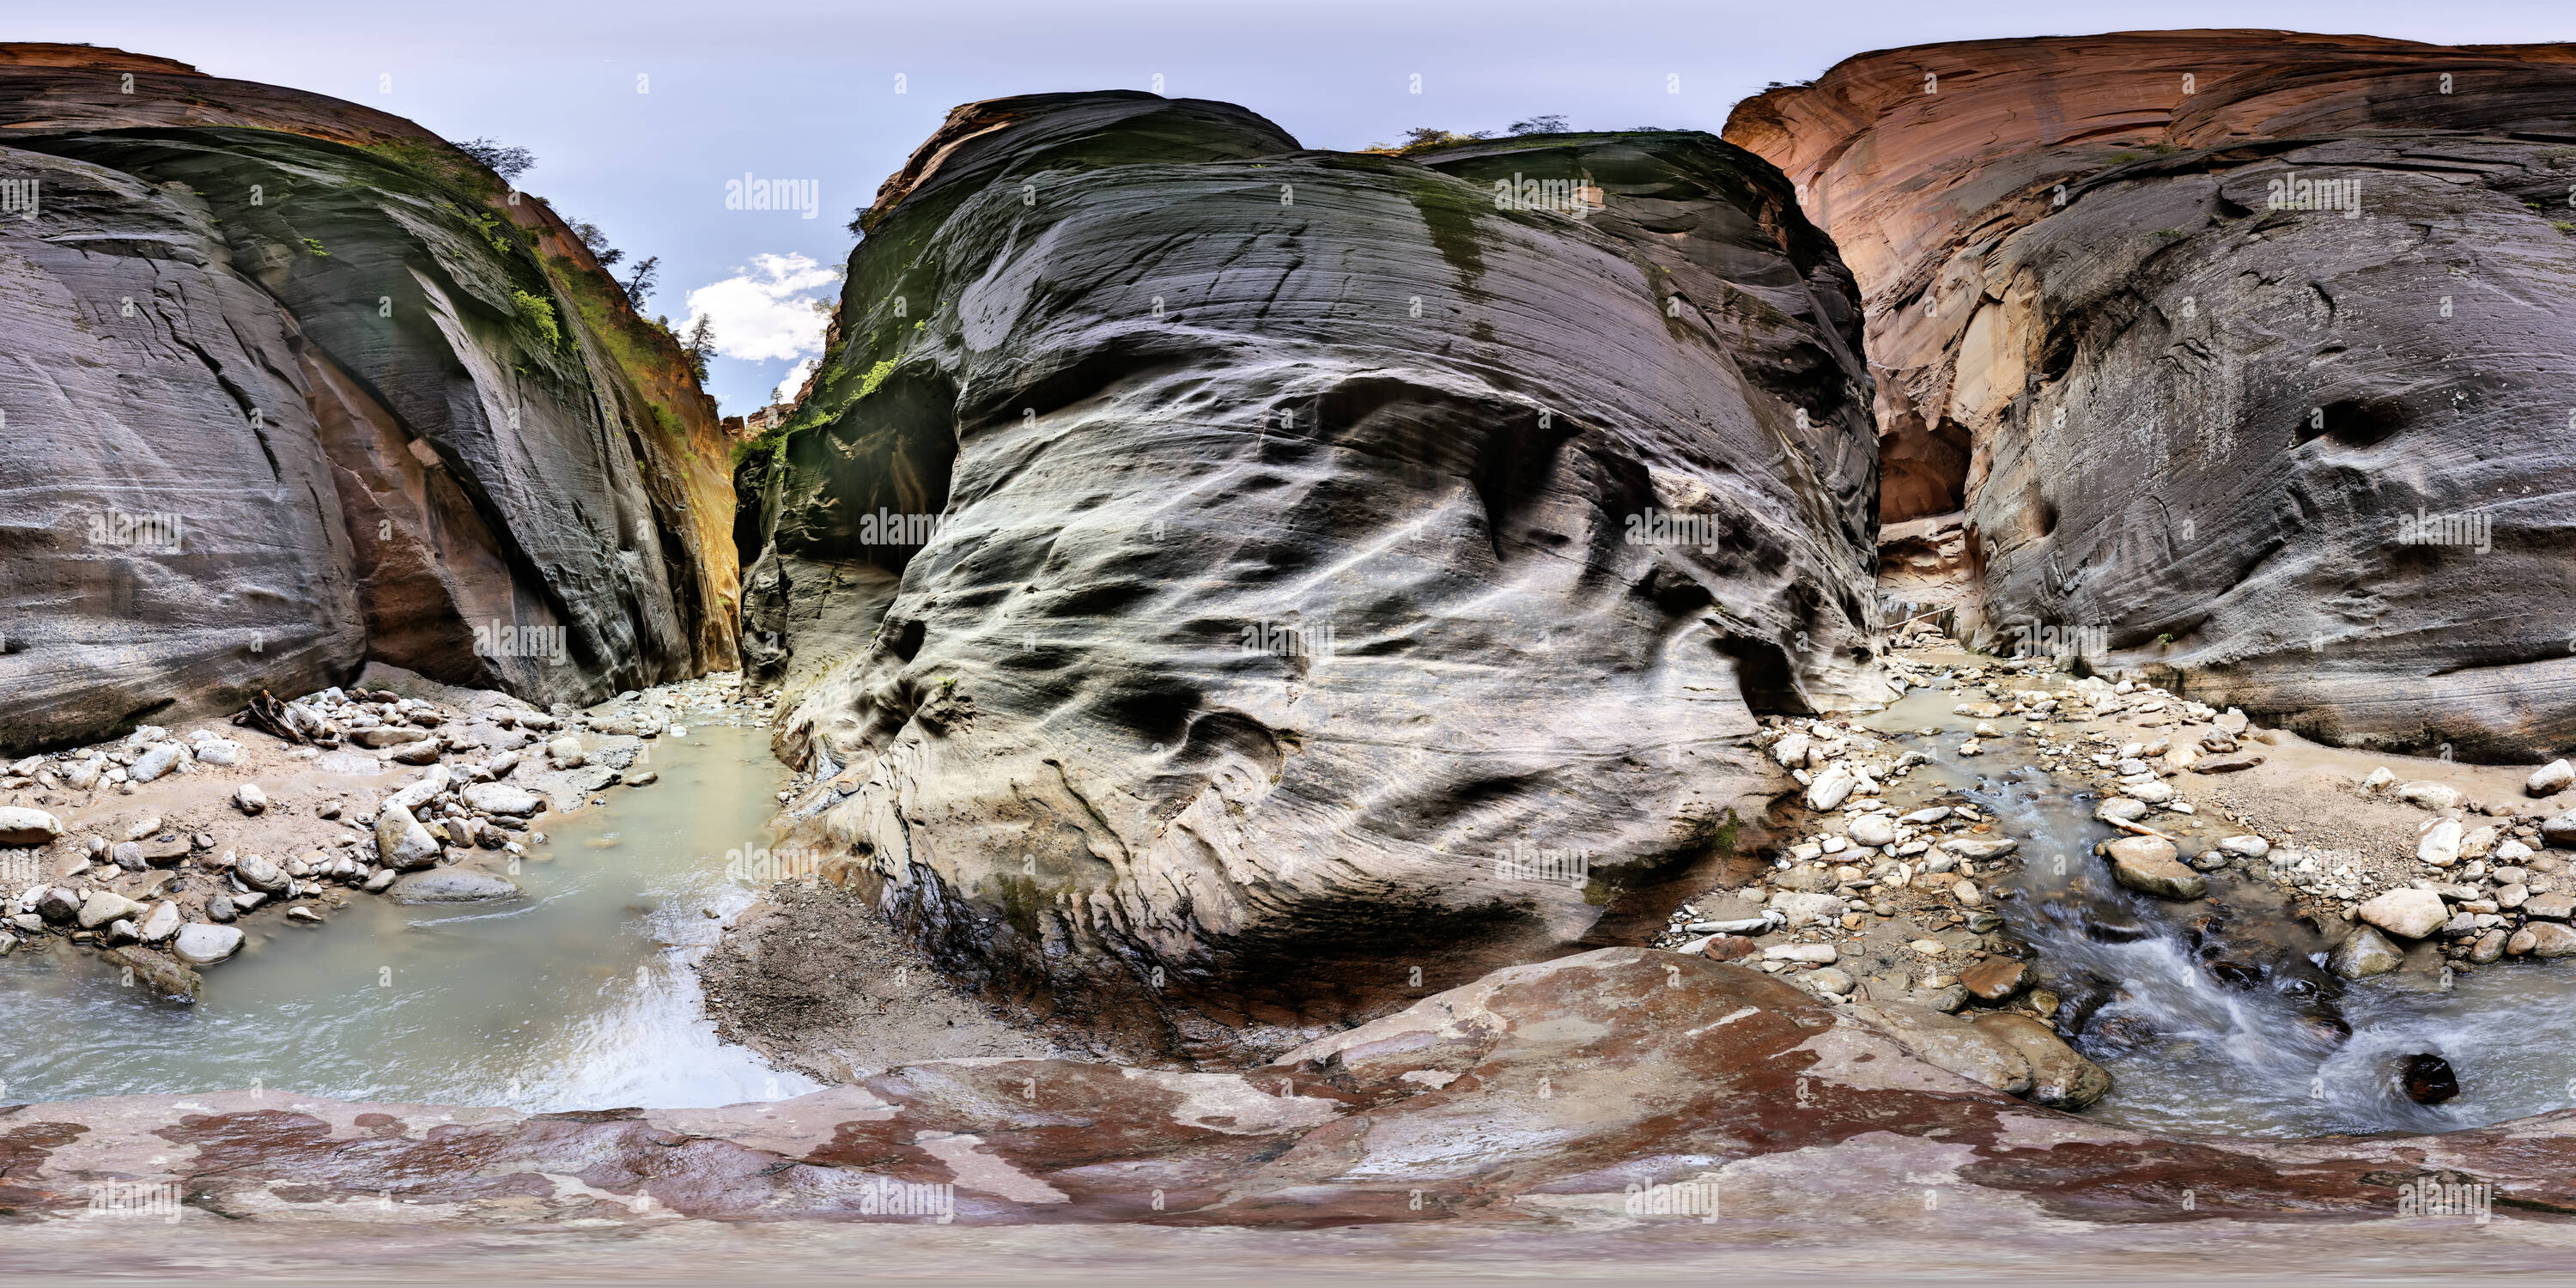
[1728,31,2576,759]
[738,93,1883,1059]
[0,45,738,752]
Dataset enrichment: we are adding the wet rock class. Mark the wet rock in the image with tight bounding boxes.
[172,923,245,966]
[2530,760,2574,798]
[100,946,197,1002]
[2357,888,2448,940]
[0,806,63,847]
[2526,923,2576,958]
[387,869,523,903]
[2105,836,2206,900]
[2329,925,2405,979]
[2398,1054,2459,1105]
[1971,1012,2112,1109]
[234,854,290,894]
[1959,955,2032,1000]
[2094,797,2148,823]
[374,804,442,872]
[286,906,325,924]
[232,783,267,815]
[621,769,659,787]
[2471,929,2507,963]
[1850,1000,2032,1094]
[33,886,81,924]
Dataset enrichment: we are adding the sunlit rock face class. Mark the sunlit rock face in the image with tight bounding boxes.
[1729,31,2576,760]
[0,46,738,750]
[738,91,1883,1060]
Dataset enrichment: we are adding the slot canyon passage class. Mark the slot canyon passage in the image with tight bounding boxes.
[8,29,2576,1279]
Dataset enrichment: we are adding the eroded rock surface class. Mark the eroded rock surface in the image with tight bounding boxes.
[1727,31,2576,759]
[728,93,1885,1060]
[0,46,738,751]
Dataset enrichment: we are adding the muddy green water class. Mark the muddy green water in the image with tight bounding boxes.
[1,722,821,1111]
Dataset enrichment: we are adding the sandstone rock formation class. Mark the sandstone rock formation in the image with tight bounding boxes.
[1728,31,2576,759]
[0,46,738,752]
[733,92,1885,1059]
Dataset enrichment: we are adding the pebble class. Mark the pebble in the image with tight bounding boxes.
[233,783,267,815]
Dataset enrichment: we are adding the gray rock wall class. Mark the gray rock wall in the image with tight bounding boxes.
[742,93,1883,1059]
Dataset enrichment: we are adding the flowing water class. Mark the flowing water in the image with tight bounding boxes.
[1860,671,2576,1139]
[0,721,821,1112]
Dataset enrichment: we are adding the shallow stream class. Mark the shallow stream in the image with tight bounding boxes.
[1862,672,2576,1139]
[1,722,820,1112]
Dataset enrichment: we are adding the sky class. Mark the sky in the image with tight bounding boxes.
[20,0,2574,413]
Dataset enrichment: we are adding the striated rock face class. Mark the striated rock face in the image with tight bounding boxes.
[0,47,739,751]
[737,92,1882,1060]
[1728,31,2576,759]
[10,950,2576,1250]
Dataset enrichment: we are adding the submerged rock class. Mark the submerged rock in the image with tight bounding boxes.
[387,869,523,903]
[2399,1054,2460,1105]
[2329,925,2405,979]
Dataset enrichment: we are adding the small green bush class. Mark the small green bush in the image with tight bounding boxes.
[511,289,562,349]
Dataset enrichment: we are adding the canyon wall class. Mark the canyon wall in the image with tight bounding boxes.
[1728,30,2576,759]
[0,45,739,750]
[736,92,1883,1059]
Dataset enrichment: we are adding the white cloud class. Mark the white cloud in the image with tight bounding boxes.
[682,252,840,362]
[770,356,819,405]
